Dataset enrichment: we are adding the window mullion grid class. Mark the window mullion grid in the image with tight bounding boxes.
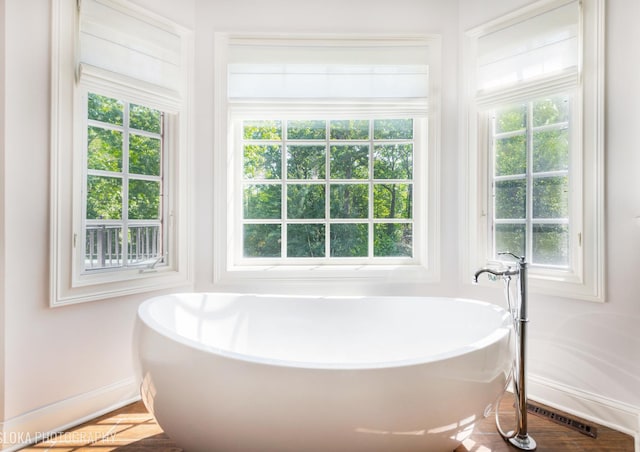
[239,116,418,264]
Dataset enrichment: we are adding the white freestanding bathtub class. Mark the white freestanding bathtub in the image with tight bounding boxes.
[134,293,513,452]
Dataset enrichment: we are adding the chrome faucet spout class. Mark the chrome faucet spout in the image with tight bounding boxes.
[473,267,518,284]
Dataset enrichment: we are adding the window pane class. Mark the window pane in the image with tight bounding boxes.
[330,120,369,140]
[330,145,369,179]
[86,175,122,219]
[532,224,569,266]
[495,104,525,133]
[533,128,569,173]
[88,93,123,125]
[244,224,281,257]
[128,225,162,264]
[243,120,282,140]
[85,225,123,269]
[490,94,573,271]
[374,184,412,219]
[128,180,160,220]
[532,96,569,127]
[244,145,282,179]
[130,104,161,134]
[237,115,420,263]
[287,224,325,257]
[330,184,368,218]
[287,184,325,219]
[330,224,368,257]
[287,145,326,179]
[533,176,569,218]
[84,94,168,273]
[373,119,413,140]
[495,224,525,259]
[495,135,526,176]
[374,144,413,179]
[129,134,161,176]
[495,179,526,219]
[87,127,122,172]
[287,120,326,140]
[374,223,412,257]
[243,184,281,219]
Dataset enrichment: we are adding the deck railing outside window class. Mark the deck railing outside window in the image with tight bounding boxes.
[85,223,162,270]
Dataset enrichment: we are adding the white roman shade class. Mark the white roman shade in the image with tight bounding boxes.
[78,0,187,105]
[475,0,580,95]
[227,37,430,101]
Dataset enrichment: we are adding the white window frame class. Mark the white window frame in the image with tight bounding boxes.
[462,0,605,301]
[80,89,167,273]
[483,91,579,270]
[50,0,193,306]
[232,114,426,266]
[213,33,441,286]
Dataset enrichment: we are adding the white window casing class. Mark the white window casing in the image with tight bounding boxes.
[50,0,193,306]
[462,0,605,301]
[213,33,441,285]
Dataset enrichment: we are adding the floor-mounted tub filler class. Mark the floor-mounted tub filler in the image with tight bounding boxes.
[134,293,514,452]
[474,253,537,450]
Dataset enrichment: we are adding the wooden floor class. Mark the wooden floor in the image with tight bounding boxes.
[22,393,634,451]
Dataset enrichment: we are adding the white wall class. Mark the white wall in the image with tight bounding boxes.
[0,0,196,447]
[0,0,638,448]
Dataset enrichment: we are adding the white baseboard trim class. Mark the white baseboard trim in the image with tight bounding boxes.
[0,377,140,451]
[528,373,640,451]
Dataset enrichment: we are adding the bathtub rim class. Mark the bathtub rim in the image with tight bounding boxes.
[136,293,513,371]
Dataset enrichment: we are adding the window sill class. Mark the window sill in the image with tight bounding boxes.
[52,267,192,306]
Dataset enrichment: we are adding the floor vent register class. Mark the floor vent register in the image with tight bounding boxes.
[527,402,598,438]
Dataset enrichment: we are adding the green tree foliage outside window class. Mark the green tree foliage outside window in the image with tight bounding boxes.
[492,95,570,267]
[241,118,415,259]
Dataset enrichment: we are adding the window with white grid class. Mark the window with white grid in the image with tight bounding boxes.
[214,34,441,282]
[464,0,605,301]
[238,118,419,262]
[50,0,191,305]
[82,92,166,272]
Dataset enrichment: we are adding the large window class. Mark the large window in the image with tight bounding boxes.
[214,34,440,284]
[50,0,192,305]
[239,118,416,261]
[464,0,605,301]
